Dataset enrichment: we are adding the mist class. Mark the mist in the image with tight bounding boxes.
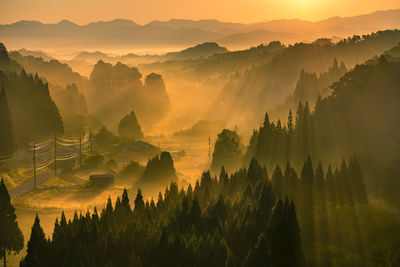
[1,7,400,267]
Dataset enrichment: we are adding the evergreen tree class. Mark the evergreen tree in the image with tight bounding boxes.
[0,88,16,156]
[134,188,145,213]
[21,214,48,267]
[325,165,335,204]
[0,178,23,267]
[315,161,325,210]
[141,152,176,183]
[268,199,303,267]
[348,157,368,204]
[300,156,315,254]
[118,110,144,140]
[340,160,354,205]
[211,129,242,172]
[243,234,270,267]
[271,165,283,198]
[244,129,259,164]
[254,112,273,166]
[247,158,268,186]
[286,110,294,160]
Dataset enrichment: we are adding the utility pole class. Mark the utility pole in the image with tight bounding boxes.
[33,143,36,189]
[54,134,57,178]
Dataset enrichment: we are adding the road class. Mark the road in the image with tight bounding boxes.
[9,171,54,198]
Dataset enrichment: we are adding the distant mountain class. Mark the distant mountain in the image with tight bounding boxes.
[163,42,228,60]
[146,19,247,32]
[69,42,228,67]
[218,29,301,47]
[2,9,399,51]
[15,48,54,61]
[252,9,400,37]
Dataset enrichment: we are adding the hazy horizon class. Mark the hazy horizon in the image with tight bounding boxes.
[1,0,399,25]
[1,1,400,266]
[1,8,400,26]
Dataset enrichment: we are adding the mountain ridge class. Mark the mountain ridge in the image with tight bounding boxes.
[1,9,399,52]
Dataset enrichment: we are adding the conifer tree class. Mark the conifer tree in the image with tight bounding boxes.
[325,165,335,204]
[243,234,270,267]
[271,165,283,198]
[315,161,325,210]
[134,188,145,213]
[286,110,294,160]
[268,198,303,267]
[118,110,144,140]
[0,178,23,267]
[340,160,354,205]
[247,158,268,186]
[300,156,315,253]
[211,129,242,172]
[255,112,273,166]
[348,157,368,204]
[333,168,344,206]
[21,214,48,267]
[0,88,16,156]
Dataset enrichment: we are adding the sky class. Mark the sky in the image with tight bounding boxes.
[0,0,399,25]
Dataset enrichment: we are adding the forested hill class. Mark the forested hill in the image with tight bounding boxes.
[244,56,400,207]
[313,56,400,206]
[0,43,63,148]
[208,30,400,126]
[9,50,86,88]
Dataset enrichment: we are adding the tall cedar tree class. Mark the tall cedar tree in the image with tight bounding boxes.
[21,214,48,267]
[0,88,16,155]
[0,178,23,267]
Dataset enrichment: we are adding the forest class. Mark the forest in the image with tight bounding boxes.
[1,7,400,267]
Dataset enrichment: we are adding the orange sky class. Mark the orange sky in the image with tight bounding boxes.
[1,0,399,24]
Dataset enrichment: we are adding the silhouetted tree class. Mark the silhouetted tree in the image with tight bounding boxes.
[118,110,144,140]
[0,178,23,267]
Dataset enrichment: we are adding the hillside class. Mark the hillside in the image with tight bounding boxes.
[0,43,64,145]
[206,30,400,127]
[9,50,86,87]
